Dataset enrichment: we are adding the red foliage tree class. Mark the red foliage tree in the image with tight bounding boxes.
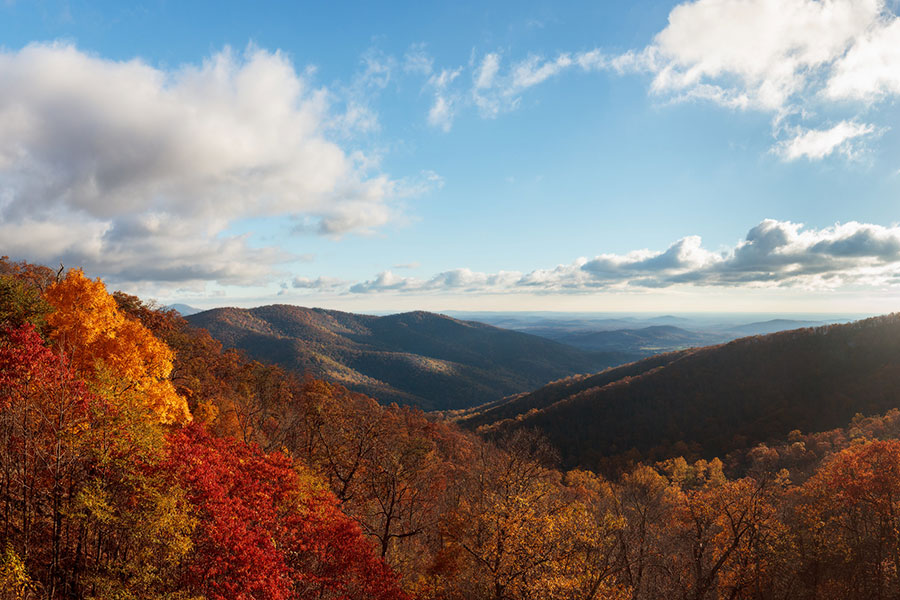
[164,425,408,600]
[0,324,93,595]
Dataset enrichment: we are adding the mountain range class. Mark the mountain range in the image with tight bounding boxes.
[185,305,633,410]
[185,303,900,473]
[446,311,852,356]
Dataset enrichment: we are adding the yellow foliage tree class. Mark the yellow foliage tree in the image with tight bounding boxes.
[44,269,191,424]
[0,545,32,600]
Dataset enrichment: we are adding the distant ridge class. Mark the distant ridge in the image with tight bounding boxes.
[186,305,633,410]
[167,303,204,316]
[534,325,720,353]
[458,314,900,473]
[724,318,828,336]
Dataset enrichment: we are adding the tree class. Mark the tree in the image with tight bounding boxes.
[0,324,92,596]
[43,269,190,424]
[0,544,33,600]
[165,425,407,600]
[558,470,630,600]
[649,458,785,600]
[795,440,900,599]
[436,432,583,600]
[0,323,194,598]
[0,276,52,333]
[610,464,678,600]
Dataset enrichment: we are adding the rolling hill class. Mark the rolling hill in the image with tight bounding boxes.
[186,305,633,410]
[458,314,900,473]
[446,312,853,356]
[531,325,721,353]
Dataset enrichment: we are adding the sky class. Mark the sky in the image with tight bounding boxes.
[2,0,900,313]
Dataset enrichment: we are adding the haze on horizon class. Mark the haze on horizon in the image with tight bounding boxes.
[2,0,900,314]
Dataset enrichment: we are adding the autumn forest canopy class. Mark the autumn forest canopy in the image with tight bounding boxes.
[6,256,900,600]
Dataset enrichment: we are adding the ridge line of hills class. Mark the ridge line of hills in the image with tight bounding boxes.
[184,302,900,478]
[185,304,635,410]
[456,313,900,473]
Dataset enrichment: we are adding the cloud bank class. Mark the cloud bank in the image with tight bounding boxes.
[0,43,398,286]
[293,220,900,295]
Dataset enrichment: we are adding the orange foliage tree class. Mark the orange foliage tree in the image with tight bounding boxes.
[794,440,900,598]
[43,269,190,424]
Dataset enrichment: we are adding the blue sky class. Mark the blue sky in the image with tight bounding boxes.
[3,0,900,313]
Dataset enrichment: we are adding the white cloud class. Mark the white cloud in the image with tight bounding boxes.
[825,16,900,101]
[349,268,523,294]
[474,53,500,90]
[774,121,877,161]
[428,96,454,131]
[418,0,900,159]
[0,43,400,285]
[333,220,900,295]
[612,0,900,159]
[404,43,433,76]
[510,54,574,90]
[426,47,624,128]
[426,67,462,131]
[644,0,880,111]
[395,169,445,198]
[471,49,611,120]
[356,48,396,89]
[350,270,415,293]
[292,276,346,289]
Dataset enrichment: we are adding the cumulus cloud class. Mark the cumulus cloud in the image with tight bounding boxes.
[640,0,880,111]
[825,16,900,101]
[618,0,900,158]
[419,0,900,157]
[331,220,900,295]
[0,43,401,285]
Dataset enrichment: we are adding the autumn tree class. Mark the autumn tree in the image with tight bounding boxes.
[0,257,57,294]
[0,323,195,598]
[558,469,630,600]
[348,405,455,583]
[0,544,33,600]
[0,276,53,333]
[649,458,784,600]
[165,425,406,600]
[432,431,582,599]
[793,440,900,599]
[0,324,93,596]
[44,269,190,424]
[609,464,678,599]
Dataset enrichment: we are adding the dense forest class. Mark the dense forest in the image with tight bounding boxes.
[462,318,900,474]
[186,305,630,410]
[6,258,900,599]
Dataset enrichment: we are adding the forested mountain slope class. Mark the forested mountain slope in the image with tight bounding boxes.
[186,305,632,410]
[462,315,900,472]
[448,350,690,427]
